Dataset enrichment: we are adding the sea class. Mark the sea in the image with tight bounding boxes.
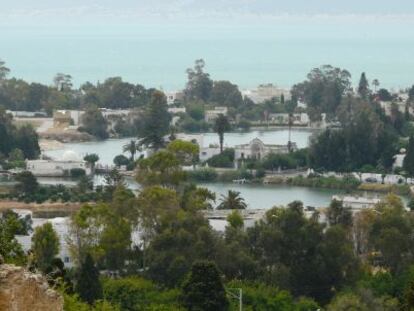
[1,15,414,91]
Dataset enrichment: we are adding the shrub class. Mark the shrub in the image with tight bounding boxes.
[188,168,218,182]
[207,149,235,168]
[70,168,86,178]
[113,154,130,167]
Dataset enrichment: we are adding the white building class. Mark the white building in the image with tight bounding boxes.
[200,146,222,162]
[379,101,413,117]
[168,107,186,114]
[200,138,297,162]
[175,133,204,147]
[242,84,291,104]
[165,91,184,105]
[205,107,228,122]
[26,151,90,177]
[332,195,381,211]
[6,110,47,118]
[15,213,75,268]
[268,113,310,126]
[393,149,406,169]
[234,138,297,160]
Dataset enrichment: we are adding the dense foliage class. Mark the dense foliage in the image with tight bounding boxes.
[0,108,40,161]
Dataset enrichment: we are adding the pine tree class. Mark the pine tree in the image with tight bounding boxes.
[76,253,103,305]
[358,72,370,99]
[138,91,171,150]
[182,261,229,311]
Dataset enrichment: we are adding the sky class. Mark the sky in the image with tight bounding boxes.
[2,0,414,25]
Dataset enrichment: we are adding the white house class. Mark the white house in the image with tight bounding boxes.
[234,138,297,160]
[199,146,222,162]
[393,149,406,169]
[165,91,184,105]
[200,138,297,162]
[332,195,381,211]
[379,101,413,117]
[242,84,291,104]
[26,151,90,177]
[268,113,310,126]
[168,107,186,114]
[6,110,47,118]
[205,107,228,122]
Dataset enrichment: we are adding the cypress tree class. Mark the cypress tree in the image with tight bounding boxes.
[358,72,370,99]
[404,136,414,176]
[76,253,103,305]
[182,261,229,311]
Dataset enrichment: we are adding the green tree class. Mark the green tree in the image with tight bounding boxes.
[291,65,351,121]
[358,72,370,99]
[217,190,247,210]
[32,222,60,272]
[53,73,73,91]
[123,140,141,161]
[372,79,380,93]
[0,211,27,264]
[181,184,216,211]
[167,139,199,166]
[0,59,10,80]
[81,105,108,139]
[14,171,39,196]
[102,277,181,311]
[138,90,170,150]
[8,148,25,168]
[210,81,243,108]
[404,136,414,176]
[214,114,231,153]
[326,199,353,228]
[369,195,414,274]
[113,154,130,167]
[84,153,100,175]
[76,253,103,305]
[181,261,229,311]
[136,151,186,188]
[15,125,40,159]
[409,85,414,103]
[185,59,213,102]
[405,277,414,310]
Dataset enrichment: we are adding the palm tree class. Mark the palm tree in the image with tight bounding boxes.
[84,153,99,175]
[123,140,141,161]
[217,190,247,210]
[372,79,380,93]
[214,114,231,153]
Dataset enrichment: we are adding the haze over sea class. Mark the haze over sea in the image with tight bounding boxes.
[1,1,414,90]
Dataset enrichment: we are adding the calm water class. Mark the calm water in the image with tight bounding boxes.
[43,129,316,165]
[1,19,414,90]
[200,182,344,209]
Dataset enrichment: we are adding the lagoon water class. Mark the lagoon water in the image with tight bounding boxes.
[43,129,316,165]
[1,17,414,90]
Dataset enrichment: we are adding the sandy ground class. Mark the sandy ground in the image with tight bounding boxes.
[39,139,65,151]
[0,200,85,213]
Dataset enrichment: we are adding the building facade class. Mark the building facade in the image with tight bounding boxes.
[234,138,297,160]
[204,107,228,122]
[26,159,90,177]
